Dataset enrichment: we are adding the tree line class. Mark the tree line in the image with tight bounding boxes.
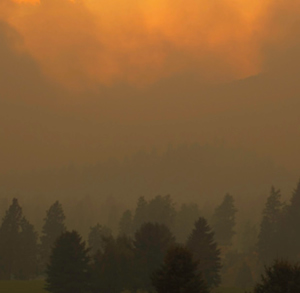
[1,179,300,292]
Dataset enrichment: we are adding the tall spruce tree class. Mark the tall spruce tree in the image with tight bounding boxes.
[152,245,209,293]
[257,186,283,265]
[40,201,66,273]
[18,217,38,279]
[285,180,300,259]
[134,222,176,292]
[212,193,237,246]
[45,230,90,293]
[0,198,38,279]
[186,217,221,288]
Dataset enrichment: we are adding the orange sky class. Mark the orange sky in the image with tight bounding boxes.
[0,0,300,173]
[0,0,281,89]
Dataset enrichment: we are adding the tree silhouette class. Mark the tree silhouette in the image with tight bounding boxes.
[119,210,133,237]
[257,186,283,265]
[0,198,38,279]
[174,203,202,244]
[45,230,90,293]
[40,201,66,273]
[134,222,176,291]
[88,223,111,256]
[254,260,300,293]
[212,193,237,246]
[91,235,135,293]
[152,245,209,293]
[186,217,221,288]
[285,180,300,259]
[18,217,38,279]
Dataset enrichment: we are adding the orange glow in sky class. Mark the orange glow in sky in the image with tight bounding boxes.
[0,0,293,88]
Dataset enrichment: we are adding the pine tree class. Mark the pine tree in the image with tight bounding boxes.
[18,217,38,279]
[40,201,66,273]
[254,260,300,293]
[133,196,148,231]
[88,223,111,256]
[134,222,176,291]
[0,198,38,279]
[119,210,133,237]
[257,186,283,265]
[91,235,135,293]
[212,193,237,246]
[45,230,90,293]
[186,217,221,288]
[152,245,209,293]
[174,203,201,244]
[285,180,300,259]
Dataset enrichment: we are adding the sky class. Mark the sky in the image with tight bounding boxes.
[0,0,300,173]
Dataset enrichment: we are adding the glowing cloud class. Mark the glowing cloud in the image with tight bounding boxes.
[1,0,298,88]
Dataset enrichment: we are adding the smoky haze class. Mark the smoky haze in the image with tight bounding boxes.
[0,0,300,238]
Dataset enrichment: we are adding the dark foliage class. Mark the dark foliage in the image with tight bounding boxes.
[45,230,90,293]
[253,260,300,293]
[88,223,111,256]
[0,198,38,279]
[91,235,135,293]
[134,222,176,291]
[152,245,209,293]
[40,201,66,273]
[186,217,221,288]
[212,193,237,246]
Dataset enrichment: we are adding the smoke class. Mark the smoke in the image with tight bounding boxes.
[1,0,288,89]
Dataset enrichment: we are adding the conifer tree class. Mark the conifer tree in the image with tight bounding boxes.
[0,198,38,279]
[91,235,135,293]
[18,217,38,279]
[257,186,283,265]
[253,260,300,293]
[88,223,111,256]
[186,217,221,288]
[152,245,209,293]
[133,196,148,231]
[119,210,133,236]
[134,222,176,291]
[45,230,90,293]
[285,180,300,259]
[212,193,237,246]
[40,201,66,272]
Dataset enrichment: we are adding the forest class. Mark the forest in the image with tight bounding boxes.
[1,179,300,292]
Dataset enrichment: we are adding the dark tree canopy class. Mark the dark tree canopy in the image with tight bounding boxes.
[254,260,300,293]
[212,193,237,246]
[40,201,66,272]
[186,217,221,288]
[174,203,202,244]
[119,210,133,237]
[88,223,111,256]
[0,198,38,279]
[91,235,135,293]
[285,180,300,259]
[152,245,209,293]
[134,222,176,291]
[45,230,90,293]
[132,195,176,232]
[257,186,283,265]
